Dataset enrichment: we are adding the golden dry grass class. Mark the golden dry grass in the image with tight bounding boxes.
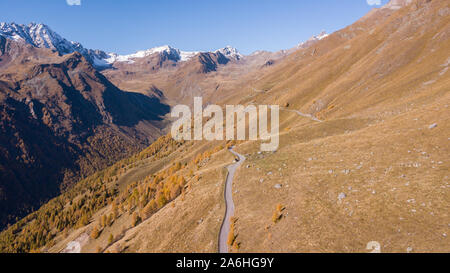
[6,0,449,253]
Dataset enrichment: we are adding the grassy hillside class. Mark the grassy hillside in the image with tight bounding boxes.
[0,133,236,252]
[0,0,448,253]
[220,0,450,252]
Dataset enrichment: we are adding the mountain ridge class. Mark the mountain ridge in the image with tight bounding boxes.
[0,36,170,229]
[0,22,244,69]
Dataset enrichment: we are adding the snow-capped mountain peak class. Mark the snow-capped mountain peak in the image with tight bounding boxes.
[0,22,243,68]
[106,45,242,65]
[297,31,329,49]
[0,22,109,68]
[383,0,413,10]
[215,45,242,60]
[104,45,200,64]
[314,31,329,41]
[0,22,84,55]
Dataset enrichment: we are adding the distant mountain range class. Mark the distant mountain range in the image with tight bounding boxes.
[0,22,243,69]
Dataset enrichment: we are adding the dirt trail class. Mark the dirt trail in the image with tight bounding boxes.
[273,106,323,122]
[289,109,323,122]
[218,148,246,253]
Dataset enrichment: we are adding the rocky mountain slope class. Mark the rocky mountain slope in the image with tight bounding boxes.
[0,22,243,70]
[0,22,111,69]
[101,45,290,106]
[105,45,242,66]
[0,22,301,107]
[0,36,169,229]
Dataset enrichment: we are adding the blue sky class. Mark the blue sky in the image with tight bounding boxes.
[0,0,388,54]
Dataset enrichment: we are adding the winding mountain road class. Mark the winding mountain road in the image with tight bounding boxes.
[217,107,320,252]
[218,148,246,253]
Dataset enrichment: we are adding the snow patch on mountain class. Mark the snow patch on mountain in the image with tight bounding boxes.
[104,45,201,64]
[180,50,200,62]
[107,45,241,64]
[383,0,413,10]
[297,31,329,49]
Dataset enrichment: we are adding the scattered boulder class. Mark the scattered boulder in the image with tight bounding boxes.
[274,184,282,189]
[429,123,438,129]
[338,192,347,201]
[263,59,275,67]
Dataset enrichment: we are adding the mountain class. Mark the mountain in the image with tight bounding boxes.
[0,0,448,253]
[0,36,170,229]
[0,22,243,70]
[296,31,329,49]
[212,0,449,253]
[101,46,252,106]
[105,45,242,66]
[214,46,243,60]
[105,45,191,65]
[0,22,110,69]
